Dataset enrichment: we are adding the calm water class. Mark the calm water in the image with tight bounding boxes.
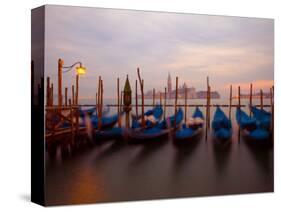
[46,98,273,205]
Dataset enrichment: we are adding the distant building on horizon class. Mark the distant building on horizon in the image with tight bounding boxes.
[141,73,220,99]
[196,91,220,99]
[233,92,272,99]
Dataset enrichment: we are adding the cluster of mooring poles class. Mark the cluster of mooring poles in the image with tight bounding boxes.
[236,83,274,142]
[45,58,85,142]
[40,59,274,151]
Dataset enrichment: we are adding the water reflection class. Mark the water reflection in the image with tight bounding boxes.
[129,138,169,168]
[243,139,273,174]
[45,99,273,205]
[212,140,232,175]
[94,141,126,163]
[172,135,201,173]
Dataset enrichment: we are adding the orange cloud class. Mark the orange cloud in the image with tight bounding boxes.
[224,80,274,93]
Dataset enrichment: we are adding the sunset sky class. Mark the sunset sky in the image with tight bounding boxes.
[45,5,274,99]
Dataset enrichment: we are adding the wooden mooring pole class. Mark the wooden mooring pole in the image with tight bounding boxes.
[260,89,263,110]
[69,99,74,136]
[238,86,241,143]
[205,77,209,141]
[97,78,100,116]
[153,88,155,107]
[117,78,121,127]
[95,92,98,109]
[164,87,167,120]
[120,91,123,125]
[238,86,241,109]
[137,68,145,128]
[46,77,50,106]
[229,85,232,120]
[75,104,79,134]
[141,80,144,127]
[58,59,63,109]
[206,77,210,130]
[98,76,102,130]
[100,79,104,125]
[39,77,44,106]
[50,83,53,106]
[65,87,68,106]
[76,74,79,105]
[120,91,123,111]
[208,85,211,130]
[249,83,253,117]
[184,87,188,124]
[72,85,75,105]
[174,77,178,129]
[135,79,138,117]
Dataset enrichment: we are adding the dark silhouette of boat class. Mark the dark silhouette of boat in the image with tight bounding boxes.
[79,106,110,117]
[131,104,163,129]
[212,106,232,143]
[90,112,123,129]
[79,107,96,117]
[250,106,271,130]
[128,108,183,143]
[93,127,125,141]
[174,107,204,144]
[236,107,271,145]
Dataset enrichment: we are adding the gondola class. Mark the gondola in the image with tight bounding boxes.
[174,107,204,143]
[128,108,183,143]
[236,107,270,143]
[128,127,170,142]
[79,107,96,117]
[131,104,163,129]
[79,106,110,118]
[156,107,184,130]
[93,127,125,141]
[212,106,232,142]
[60,107,121,131]
[90,112,123,129]
[131,104,163,120]
[250,106,271,130]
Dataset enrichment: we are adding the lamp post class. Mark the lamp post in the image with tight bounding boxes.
[123,75,132,128]
[57,58,86,108]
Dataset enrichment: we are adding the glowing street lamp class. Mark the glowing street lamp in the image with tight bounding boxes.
[62,61,87,75]
[76,65,86,76]
[58,59,87,107]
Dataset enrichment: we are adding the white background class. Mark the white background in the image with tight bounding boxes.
[0,0,279,210]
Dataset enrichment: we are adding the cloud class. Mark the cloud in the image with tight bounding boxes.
[44,5,274,99]
[224,80,274,94]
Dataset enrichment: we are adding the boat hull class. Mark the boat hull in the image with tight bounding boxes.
[127,128,171,144]
[240,128,272,148]
[93,127,125,141]
[174,128,203,146]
